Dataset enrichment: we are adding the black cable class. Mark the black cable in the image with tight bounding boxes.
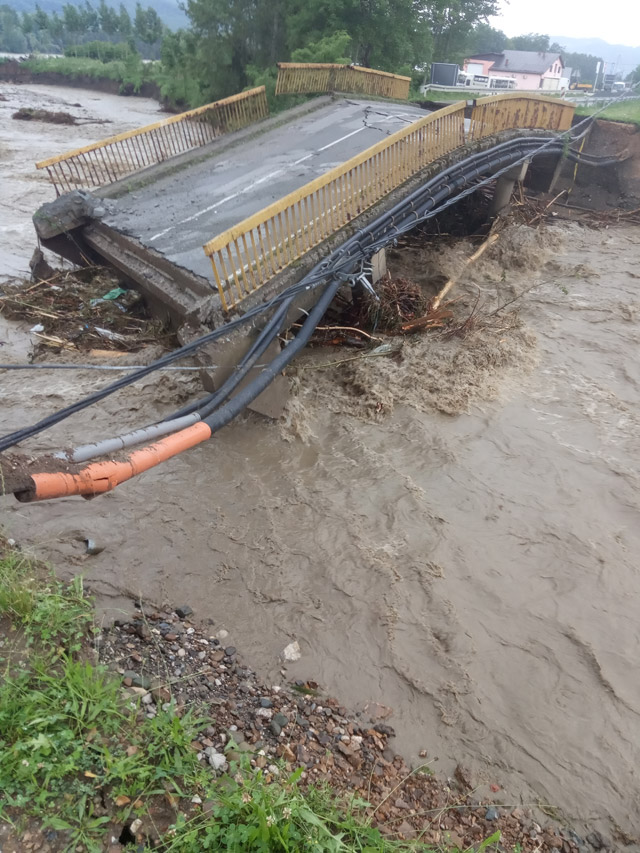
[0,112,605,452]
[169,298,292,421]
[0,138,558,451]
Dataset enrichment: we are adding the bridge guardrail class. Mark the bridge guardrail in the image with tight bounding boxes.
[36,86,269,195]
[203,101,466,311]
[204,94,575,312]
[469,92,574,140]
[275,63,411,101]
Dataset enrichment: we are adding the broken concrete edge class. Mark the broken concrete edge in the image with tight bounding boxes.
[32,190,112,241]
[93,96,337,201]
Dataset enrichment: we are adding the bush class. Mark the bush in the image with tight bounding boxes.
[64,41,134,62]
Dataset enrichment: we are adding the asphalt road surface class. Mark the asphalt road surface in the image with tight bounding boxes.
[103,98,430,283]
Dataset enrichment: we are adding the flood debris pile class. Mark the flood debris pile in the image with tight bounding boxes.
[12,107,77,124]
[0,266,169,354]
[287,222,552,425]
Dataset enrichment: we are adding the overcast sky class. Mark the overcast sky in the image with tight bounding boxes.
[489,0,640,47]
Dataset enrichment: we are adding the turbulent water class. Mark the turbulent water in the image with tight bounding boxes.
[2,84,640,846]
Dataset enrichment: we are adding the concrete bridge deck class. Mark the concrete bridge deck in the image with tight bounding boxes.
[99,99,430,284]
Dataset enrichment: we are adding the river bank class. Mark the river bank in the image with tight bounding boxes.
[1,84,639,849]
[0,538,586,851]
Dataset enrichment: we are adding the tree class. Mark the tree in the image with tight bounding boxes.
[626,64,640,85]
[290,30,352,63]
[419,0,501,63]
[98,0,119,36]
[118,4,132,37]
[507,33,550,51]
[62,3,84,41]
[464,22,507,56]
[134,3,163,45]
[33,5,50,32]
[184,0,275,99]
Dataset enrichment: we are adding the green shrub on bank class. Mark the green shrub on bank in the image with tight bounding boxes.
[64,41,135,63]
[18,55,154,94]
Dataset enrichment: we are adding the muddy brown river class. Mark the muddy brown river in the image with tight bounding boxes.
[1,84,639,846]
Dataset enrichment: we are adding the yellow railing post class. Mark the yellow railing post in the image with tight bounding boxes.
[35,87,270,194]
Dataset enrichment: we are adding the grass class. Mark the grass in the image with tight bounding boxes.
[575,96,640,126]
[0,538,496,852]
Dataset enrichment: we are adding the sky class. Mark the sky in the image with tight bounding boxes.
[489,0,640,47]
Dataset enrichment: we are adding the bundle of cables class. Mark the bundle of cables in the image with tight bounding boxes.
[0,114,614,502]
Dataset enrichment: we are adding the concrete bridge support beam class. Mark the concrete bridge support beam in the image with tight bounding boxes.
[489,161,530,218]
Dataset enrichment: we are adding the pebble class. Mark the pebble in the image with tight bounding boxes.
[206,750,228,772]
[175,605,193,618]
[85,538,105,556]
[98,602,583,853]
[122,671,151,690]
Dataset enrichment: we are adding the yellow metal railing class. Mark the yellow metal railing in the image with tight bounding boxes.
[204,93,575,312]
[469,92,574,140]
[36,87,269,194]
[275,62,412,101]
[203,102,466,311]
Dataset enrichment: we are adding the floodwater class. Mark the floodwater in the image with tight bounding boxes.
[0,82,163,277]
[2,85,640,846]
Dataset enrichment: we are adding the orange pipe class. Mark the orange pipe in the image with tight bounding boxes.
[27,421,212,502]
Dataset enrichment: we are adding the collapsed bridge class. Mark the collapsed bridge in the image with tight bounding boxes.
[1,65,588,501]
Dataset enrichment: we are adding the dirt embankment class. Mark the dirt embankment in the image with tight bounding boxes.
[561,118,640,208]
[0,58,161,100]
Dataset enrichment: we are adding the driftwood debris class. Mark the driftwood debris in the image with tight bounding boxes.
[431,232,499,312]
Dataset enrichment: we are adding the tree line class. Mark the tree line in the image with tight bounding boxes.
[0,1,163,57]
[0,0,611,107]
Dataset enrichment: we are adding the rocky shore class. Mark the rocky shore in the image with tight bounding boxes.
[98,602,602,852]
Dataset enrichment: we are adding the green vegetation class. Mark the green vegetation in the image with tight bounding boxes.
[0,0,610,112]
[575,97,640,126]
[4,53,154,93]
[0,540,497,852]
[0,1,163,58]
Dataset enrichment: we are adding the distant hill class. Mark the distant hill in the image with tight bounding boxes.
[551,36,640,76]
[9,0,189,31]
